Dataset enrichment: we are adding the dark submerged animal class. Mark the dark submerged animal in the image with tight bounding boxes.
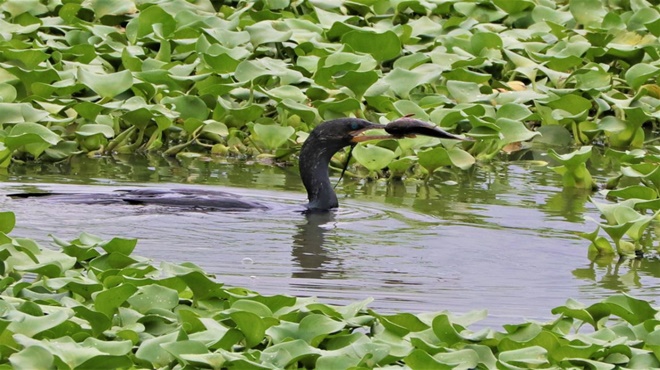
[9,118,467,212]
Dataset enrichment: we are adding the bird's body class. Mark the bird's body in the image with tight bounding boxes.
[8,188,267,210]
[8,118,465,212]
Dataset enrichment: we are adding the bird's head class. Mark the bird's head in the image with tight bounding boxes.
[306,118,390,148]
[307,117,468,148]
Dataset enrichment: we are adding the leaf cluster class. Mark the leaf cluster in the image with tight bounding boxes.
[1,211,660,368]
[2,0,660,177]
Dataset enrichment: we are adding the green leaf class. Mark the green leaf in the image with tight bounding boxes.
[93,284,138,318]
[253,123,294,150]
[0,103,48,123]
[376,312,428,335]
[72,306,111,336]
[549,146,592,168]
[352,144,396,172]
[179,353,226,369]
[534,125,573,147]
[77,69,133,99]
[405,349,452,370]
[569,0,606,28]
[646,17,660,36]
[230,311,266,348]
[86,0,137,18]
[496,103,533,121]
[5,123,61,158]
[341,30,401,63]
[76,124,115,138]
[163,95,209,121]
[603,294,658,325]
[127,285,179,313]
[177,271,226,300]
[625,63,660,90]
[471,33,502,54]
[202,121,229,137]
[335,70,379,98]
[1,0,49,16]
[77,355,133,370]
[3,49,49,70]
[263,85,307,103]
[298,314,345,346]
[0,212,15,234]
[246,21,292,46]
[231,300,273,317]
[497,118,540,144]
[0,83,17,102]
[234,58,305,85]
[100,237,137,255]
[454,2,506,22]
[316,98,360,119]
[547,94,592,117]
[431,315,463,346]
[135,331,178,367]
[607,185,657,201]
[161,340,209,362]
[499,346,548,367]
[9,345,54,370]
[82,337,132,356]
[493,0,534,14]
[261,339,321,368]
[447,81,488,104]
[447,147,475,170]
[551,299,599,328]
[380,68,443,99]
[388,157,414,177]
[8,310,71,337]
[418,147,452,174]
[280,100,318,123]
[6,123,59,146]
[125,4,175,42]
[574,68,612,91]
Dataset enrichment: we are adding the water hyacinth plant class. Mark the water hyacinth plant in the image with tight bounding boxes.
[1,0,658,172]
[5,0,660,365]
[0,211,660,368]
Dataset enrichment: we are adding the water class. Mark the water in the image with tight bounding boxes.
[1,153,658,327]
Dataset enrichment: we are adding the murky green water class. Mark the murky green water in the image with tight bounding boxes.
[2,153,658,327]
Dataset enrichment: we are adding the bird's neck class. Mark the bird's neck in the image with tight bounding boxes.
[299,134,342,212]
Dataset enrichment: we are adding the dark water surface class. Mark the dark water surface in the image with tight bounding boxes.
[2,154,659,327]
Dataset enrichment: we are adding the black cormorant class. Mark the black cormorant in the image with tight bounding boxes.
[8,118,466,212]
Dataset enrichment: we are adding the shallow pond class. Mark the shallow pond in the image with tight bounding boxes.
[2,153,659,327]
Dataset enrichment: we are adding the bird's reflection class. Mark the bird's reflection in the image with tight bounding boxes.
[291,212,338,279]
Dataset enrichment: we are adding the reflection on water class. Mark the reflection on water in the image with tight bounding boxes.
[1,153,659,327]
[292,213,337,280]
[573,257,660,295]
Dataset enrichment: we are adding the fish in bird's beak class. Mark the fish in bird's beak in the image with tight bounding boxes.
[350,118,470,143]
[385,117,471,141]
[349,123,391,143]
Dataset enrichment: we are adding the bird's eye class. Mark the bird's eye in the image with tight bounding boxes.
[350,122,359,130]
